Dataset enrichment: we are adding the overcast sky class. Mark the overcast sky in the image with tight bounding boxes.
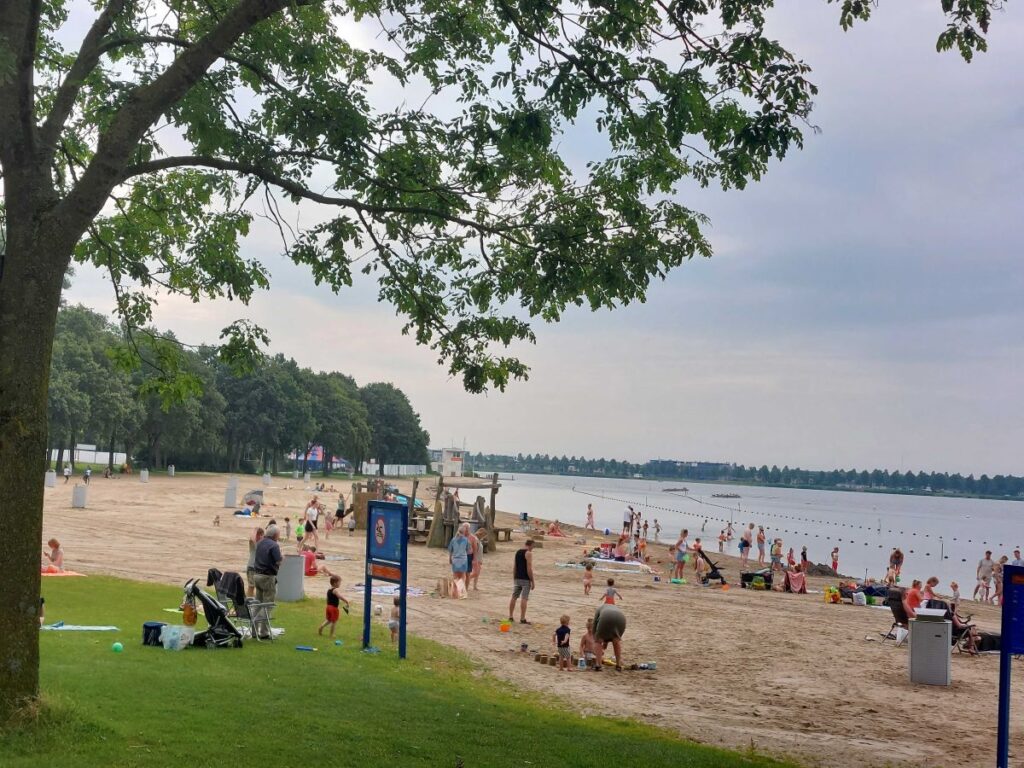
[65,1,1023,476]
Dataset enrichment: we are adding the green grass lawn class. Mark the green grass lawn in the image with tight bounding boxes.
[3,577,796,767]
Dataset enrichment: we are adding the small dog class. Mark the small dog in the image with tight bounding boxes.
[213,514,220,527]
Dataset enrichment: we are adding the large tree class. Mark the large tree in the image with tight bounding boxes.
[0,0,1000,719]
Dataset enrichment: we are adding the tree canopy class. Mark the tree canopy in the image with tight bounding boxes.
[0,0,1003,721]
[47,305,425,474]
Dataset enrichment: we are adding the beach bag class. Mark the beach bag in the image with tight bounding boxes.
[160,625,195,651]
[142,621,167,647]
[852,592,867,606]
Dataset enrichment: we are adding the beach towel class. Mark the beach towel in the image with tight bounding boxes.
[41,570,86,577]
[354,583,425,597]
[785,572,807,594]
[40,624,119,631]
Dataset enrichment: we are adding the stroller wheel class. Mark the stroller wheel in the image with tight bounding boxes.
[205,634,215,649]
[233,637,243,648]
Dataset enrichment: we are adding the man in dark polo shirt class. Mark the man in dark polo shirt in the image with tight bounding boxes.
[253,525,283,604]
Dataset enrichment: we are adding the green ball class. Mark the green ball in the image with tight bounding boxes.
[112,642,124,653]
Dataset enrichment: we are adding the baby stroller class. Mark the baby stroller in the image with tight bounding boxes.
[183,578,243,648]
[697,549,727,586]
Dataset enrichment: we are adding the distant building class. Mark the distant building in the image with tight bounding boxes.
[431,447,465,477]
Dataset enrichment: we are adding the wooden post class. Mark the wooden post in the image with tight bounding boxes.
[486,473,499,553]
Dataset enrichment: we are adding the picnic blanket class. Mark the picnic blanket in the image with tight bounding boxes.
[41,570,86,577]
[557,561,653,574]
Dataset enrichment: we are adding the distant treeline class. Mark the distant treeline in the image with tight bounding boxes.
[471,453,1024,499]
[48,306,430,474]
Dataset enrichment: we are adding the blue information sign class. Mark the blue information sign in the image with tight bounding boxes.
[362,500,409,658]
[997,564,1024,767]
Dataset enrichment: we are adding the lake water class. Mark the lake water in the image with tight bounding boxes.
[494,473,1024,587]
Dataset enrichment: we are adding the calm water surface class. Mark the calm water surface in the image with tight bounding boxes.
[494,473,1024,587]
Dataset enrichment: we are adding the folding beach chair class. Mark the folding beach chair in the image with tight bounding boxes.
[881,588,909,646]
[239,599,275,642]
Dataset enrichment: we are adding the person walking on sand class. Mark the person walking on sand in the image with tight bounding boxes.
[756,526,766,565]
[63,464,71,484]
[509,539,535,624]
[585,503,596,530]
[831,547,839,573]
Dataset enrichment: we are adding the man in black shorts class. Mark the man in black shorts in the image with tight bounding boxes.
[508,539,535,624]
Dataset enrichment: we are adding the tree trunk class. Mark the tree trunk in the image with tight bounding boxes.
[55,444,64,470]
[107,427,116,471]
[271,448,279,475]
[0,230,69,718]
[69,429,77,471]
[322,445,331,477]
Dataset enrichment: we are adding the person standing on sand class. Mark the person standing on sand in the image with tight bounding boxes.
[718,530,726,553]
[993,555,1008,605]
[63,464,71,483]
[509,539,535,624]
[974,550,994,602]
[756,526,766,565]
[739,523,754,567]
[831,547,839,573]
[653,519,661,542]
[1012,549,1024,568]
[622,506,634,536]
[890,548,904,579]
[448,523,471,597]
[304,497,321,548]
[585,504,596,530]
[800,546,809,572]
[468,525,483,591]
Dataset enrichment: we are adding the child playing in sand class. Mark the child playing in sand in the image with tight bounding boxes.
[317,575,350,637]
[348,514,357,536]
[284,516,292,540]
[641,520,649,540]
[603,578,622,605]
[583,563,594,595]
[950,581,961,610]
[579,618,596,668]
[553,615,572,671]
[388,597,401,643]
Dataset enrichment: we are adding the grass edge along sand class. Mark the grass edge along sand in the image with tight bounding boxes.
[3,576,799,768]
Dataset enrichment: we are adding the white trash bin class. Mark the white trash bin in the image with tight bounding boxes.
[140,469,149,483]
[44,470,56,488]
[72,485,88,508]
[262,473,272,486]
[167,465,175,477]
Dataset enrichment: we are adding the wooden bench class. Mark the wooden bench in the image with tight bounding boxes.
[494,527,513,542]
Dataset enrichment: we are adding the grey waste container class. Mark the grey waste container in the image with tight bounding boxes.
[262,473,272,485]
[910,618,952,685]
[140,469,149,483]
[45,470,56,488]
[72,485,88,508]
[224,487,237,509]
[167,465,175,477]
[276,555,304,602]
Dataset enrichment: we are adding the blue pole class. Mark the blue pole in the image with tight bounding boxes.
[362,508,373,649]
[997,644,1011,768]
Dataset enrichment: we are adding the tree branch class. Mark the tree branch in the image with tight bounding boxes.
[96,34,291,94]
[118,155,522,237]
[50,0,318,253]
[38,0,130,161]
[0,0,42,162]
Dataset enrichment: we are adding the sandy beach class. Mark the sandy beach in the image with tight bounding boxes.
[39,473,1018,767]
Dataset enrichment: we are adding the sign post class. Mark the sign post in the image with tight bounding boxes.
[362,499,409,658]
[997,564,1024,767]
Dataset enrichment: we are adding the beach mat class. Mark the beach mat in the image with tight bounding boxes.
[41,624,119,631]
[41,570,86,577]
